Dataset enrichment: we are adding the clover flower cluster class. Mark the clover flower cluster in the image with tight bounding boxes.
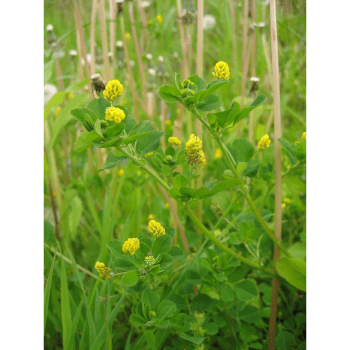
[258,134,271,151]
[214,148,222,159]
[144,255,156,267]
[95,261,112,280]
[302,132,306,141]
[156,15,163,24]
[212,61,230,80]
[185,134,206,167]
[103,79,123,101]
[122,238,140,255]
[144,152,154,158]
[105,107,125,124]
[168,136,181,146]
[148,220,165,237]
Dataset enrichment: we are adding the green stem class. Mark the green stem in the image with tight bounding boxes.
[215,193,241,229]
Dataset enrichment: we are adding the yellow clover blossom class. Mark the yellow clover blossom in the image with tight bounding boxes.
[212,61,230,80]
[168,136,181,146]
[103,79,123,101]
[165,203,170,209]
[122,238,140,255]
[148,220,165,237]
[118,169,124,177]
[258,134,271,151]
[165,119,172,126]
[105,107,125,124]
[148,214,155,221]
[144,152,154,158]
[54,106,61,116]
[67,93,74,100]
[302,132,306,141]
[124,32,131,41]
[185,134,206,167]
[95,261,112,280]
[283,198,291,204]
[176,109,180,115]
[214,148,222,159]
[156,15,163,24]
[282,203,286,210]
[144,255,156,267]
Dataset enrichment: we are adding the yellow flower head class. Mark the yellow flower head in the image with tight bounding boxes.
[283,198,291,204]
[302,132,306,141]
[258,134,271,151]
[124,32,131,41]
[212,61,230,80]
[165,119,172,126]
[122,238,140,255]
[168,136,181,146]
[282,203,286,210]
[214,148,222,159]
[105,106,126,124]
[148,214,155,221]
[185,134,206,167]
[67,93,74,100]
[148,220,165,237]
[103,79,123,101]
[118,169,124,177]
[165,203,170,209]
[54,106,61,117]
[95,261,112,280]
[176,109,180,115]
[144,152,154,158]
[156,15,163,24]
[144,255,156,267]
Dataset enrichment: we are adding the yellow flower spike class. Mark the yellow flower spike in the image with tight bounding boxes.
[258,134,271,151]
[156,15,163,24]
[212,61,230,80]
[282,203,286,210]
[67,93,74,100]
[103,79,123,101]
[105,107,125,124]
[283,198,291,204]
[144,256,156,267]
[118,169,124,177]
[214,148,222,159]
[122,238,140,256]
[148,214,155,222]
[95,261,112,280]
[144,152,154,158]
[124,32,131,41]
[148,220,165,237]
[165,119,172,126]
[185,134,206,167]
[302,132,306,141]
[54,106,61,117]
[168,136,181,146]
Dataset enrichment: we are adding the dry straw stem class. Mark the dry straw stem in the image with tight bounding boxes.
[129,1,147,99]
[109,0,117,78]
[268,0,283,348]
[137,0,149,52]
[120,16,139,121]
[90,0,98,75]
[99,0,111,80]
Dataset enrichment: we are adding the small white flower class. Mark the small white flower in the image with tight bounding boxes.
[203,14,216,30]
[53,50,65,59]
[69,50,78,56]
[158,56,164,63]
[146,53,153,60]
[46,24,54,32]
[256,22,266,28]
[116,40,123,48]
[148,68,156,76]
[130,60,135,67]
[262,0,270,5]
[115,0,124,3]
[173,52,179,58]
[44,84,58,105]
[108,52,113,57]
[141,1,150,8]
[250,77,260,82]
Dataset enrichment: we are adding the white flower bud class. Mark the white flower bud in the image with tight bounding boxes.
[46,24,54,32]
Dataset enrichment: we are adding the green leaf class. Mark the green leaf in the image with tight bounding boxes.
[218,284,235,302]
[135,242,150,261]
[275,331,295,350]
[94,119,104,138]
[105,122,125,138]
[122,131,153,146]
[44,60,55,84]
[100,152,126,170]
[114,258,137,271]
[60,260,72,349]
[66,78,90,93]
[152,234,172,257]
[276,257,306,292]
[242,159,260,178]
[250,343,263,349]
[193,187,210,199]
[197,94,219,112]
[234,95,266,125]
[210,180,240,195]
[237,162,247,174]
[142,289,160,311]
[180,333,205,345]
[173,174,188,189]
[65,299,84,350]
[179,187,196,197]
[156,300,176,320]
[129,314,147,327]
[107,240,125,258]
[230,138,254,163]
[68,196,83,239]
[225,101,241,125]
[44,246,57,331]
[200,258,215,272]
[235,279,258,301]
[240,305,260,324]
[203,322,218,335]
[125,116,137,134]
[121,270,139,287]
[86,97,110,120]
[286,242,306,261]
[190,294,213,312]
[44,91,66,119]
[278,138,297,164]
[175,72,182,90]
[187,74,207,91]
[70,107,98,130]
[210,109,232,128]
[195,79,227,102]
[158,84,181,102]
[159,253,174,269]
[167,246,184,260]
[75,131,102,152]
[136,130,164,155]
